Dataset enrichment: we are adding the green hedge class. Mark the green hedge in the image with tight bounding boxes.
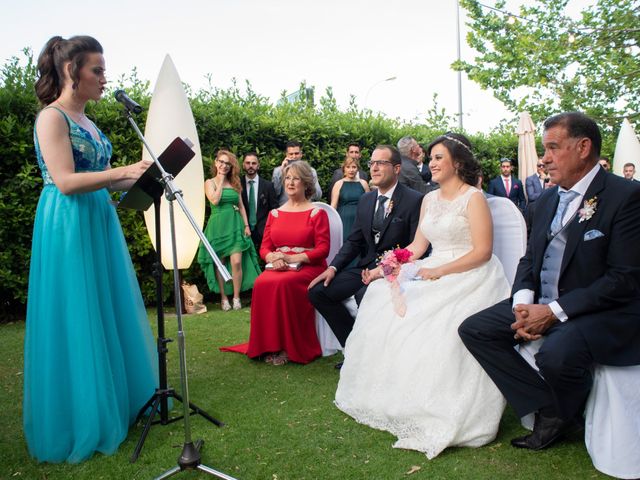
[1,50,528,319]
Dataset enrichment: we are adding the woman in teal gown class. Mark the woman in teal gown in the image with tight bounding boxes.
[197,150,261,311]
[23,35,158,464]
[330,156,370,240]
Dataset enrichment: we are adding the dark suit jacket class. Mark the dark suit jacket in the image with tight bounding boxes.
[331,182,424,271]
[525,173,545,203]
[240,175,278,249]
[417,163,432,183]
[513,169,640,365]
[327,167,370,204]
[398,156,428,194]
[487,175,526,211]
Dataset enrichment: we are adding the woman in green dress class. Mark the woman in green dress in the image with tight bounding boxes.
[330,156,370,240]
[198,150,260,310]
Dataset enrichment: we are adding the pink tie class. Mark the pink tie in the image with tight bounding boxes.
[504,177,510,195]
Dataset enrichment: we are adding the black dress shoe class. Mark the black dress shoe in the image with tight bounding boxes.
[511,414,573,450]
[334,361,343,370]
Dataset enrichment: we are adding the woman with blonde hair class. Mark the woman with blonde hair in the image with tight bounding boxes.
[222,161,330,365]
[198,150,261,310]
[331,156,370,240]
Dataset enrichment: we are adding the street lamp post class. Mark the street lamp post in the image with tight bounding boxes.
[364,76,397,109]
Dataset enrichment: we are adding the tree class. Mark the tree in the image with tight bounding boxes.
[455,0,640,134]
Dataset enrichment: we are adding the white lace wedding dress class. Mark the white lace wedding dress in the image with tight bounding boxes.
[335,187,510,459]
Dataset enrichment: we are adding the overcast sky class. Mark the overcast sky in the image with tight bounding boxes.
[1,0,591,133]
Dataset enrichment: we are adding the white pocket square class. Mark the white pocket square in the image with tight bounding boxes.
[584,229,604,241]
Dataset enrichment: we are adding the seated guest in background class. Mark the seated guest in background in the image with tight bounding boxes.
[397,136,428,193]
[623,162,638,182]
[525,159,548,203]
[331,156,370,240]
[460,112,640,452]
[240,152,278,252]
[198,150,261,311]
[488,158,526,213]
[272,141,322,205]
[598,157,611,171]
[308,145,423,358]
[242,161,330,365]
[328,143,369,203]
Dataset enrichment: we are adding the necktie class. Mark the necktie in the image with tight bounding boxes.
[549,190,579,236]
[504,177,510,195]
[372,195,388,232]
[248,180,257,229]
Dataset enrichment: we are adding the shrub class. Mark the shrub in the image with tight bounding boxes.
[0,50,529,319]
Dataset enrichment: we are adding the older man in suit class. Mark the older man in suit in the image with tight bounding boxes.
[240,152,278,251]
[488,159,526,212]
[459,112,640,451]
[397,136,428,194]
[308,145,423,356]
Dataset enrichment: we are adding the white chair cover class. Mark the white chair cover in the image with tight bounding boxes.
[517,339,640,478]
[486,196,527,285]
[585,364,640,479]
[312,202,345,356]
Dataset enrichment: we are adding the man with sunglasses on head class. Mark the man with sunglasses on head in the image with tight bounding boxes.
[308,145,423,367]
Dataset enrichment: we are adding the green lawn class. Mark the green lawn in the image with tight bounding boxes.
[0,305,607,480]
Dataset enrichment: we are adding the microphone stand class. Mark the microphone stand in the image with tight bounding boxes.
[121,105,237,480]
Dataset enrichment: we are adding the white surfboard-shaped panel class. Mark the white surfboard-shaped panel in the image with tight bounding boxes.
[613,118,640,180]
[142,55,205,269]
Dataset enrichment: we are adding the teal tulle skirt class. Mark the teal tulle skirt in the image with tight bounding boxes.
[23,186,158,463]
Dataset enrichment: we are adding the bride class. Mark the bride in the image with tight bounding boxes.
[335,133,511,459]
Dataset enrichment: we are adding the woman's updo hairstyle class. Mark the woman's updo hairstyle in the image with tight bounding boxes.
[427,132,481,187]
[35,35,103,106]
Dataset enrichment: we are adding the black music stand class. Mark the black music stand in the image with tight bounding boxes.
[119,137,223,463]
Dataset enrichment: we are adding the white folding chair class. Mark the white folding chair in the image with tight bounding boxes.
[311,202,347,356]
[487,196,527,285]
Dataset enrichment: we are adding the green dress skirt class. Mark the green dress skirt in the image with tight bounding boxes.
[198,187,261,294]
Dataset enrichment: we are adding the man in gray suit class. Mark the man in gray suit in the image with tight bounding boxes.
[271,141,322,205]
[397,136,428,194]
[525,159,548,203]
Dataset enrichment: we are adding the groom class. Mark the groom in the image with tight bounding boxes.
[459,112,640,450]
[308,145,423,350]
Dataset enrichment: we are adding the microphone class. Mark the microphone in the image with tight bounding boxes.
[114,89,143,114]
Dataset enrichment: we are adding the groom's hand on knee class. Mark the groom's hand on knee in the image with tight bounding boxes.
[308,267,336,290]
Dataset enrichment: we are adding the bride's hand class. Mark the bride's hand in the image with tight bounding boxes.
[416,267,443,281]
[362,266,383,285]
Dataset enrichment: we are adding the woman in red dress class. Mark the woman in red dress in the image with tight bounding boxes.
[247,161,330,365]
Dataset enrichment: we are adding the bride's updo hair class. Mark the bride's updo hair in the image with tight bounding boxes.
[427,132,481,187]
[35,35,103,106]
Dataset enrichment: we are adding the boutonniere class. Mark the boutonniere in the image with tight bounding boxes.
[386,200,394,217]
[578,196,597,223]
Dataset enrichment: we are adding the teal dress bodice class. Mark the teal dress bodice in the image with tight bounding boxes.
[34,107,113,185]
